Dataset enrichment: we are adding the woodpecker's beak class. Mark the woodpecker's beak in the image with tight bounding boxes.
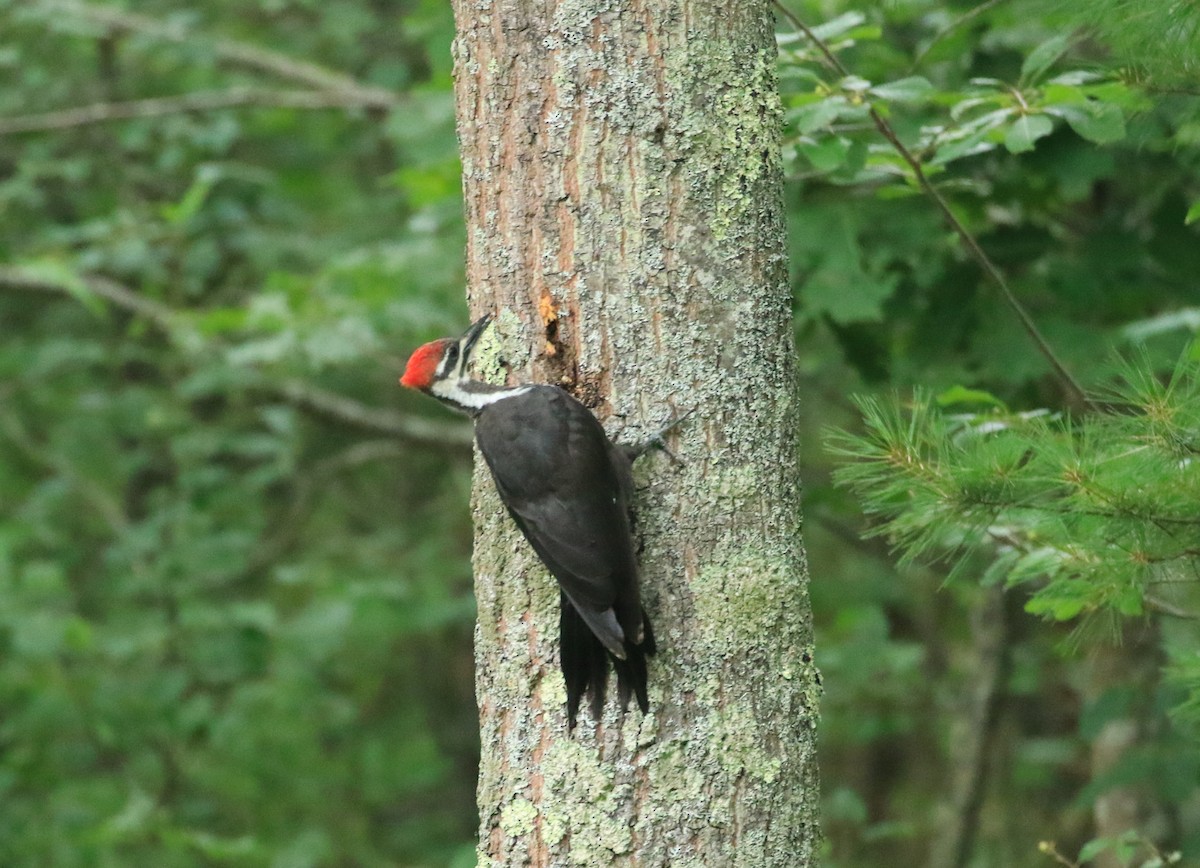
[459,313,492,360]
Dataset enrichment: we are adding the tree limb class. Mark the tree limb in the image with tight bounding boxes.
[0,265,177,329]
[0,266,472,452]
[1144,595,1200,620]
[774,1,1095,412]
[270,379,472,450]
[0,88,393,136]
[930,586,1011,868]
[32,0,400,109]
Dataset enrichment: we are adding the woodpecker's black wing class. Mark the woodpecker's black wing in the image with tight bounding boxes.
[473,385,653,726]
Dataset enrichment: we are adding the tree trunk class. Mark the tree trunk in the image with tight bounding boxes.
[450,0,819,864]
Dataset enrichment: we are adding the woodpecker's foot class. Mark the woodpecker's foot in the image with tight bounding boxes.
[622,408,695,465]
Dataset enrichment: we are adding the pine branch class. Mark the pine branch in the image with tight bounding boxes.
[774,1,1095,412]
[0,88,391,136]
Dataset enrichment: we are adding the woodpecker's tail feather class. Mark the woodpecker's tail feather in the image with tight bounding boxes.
[613,610,655,715]
[559,596,656,730]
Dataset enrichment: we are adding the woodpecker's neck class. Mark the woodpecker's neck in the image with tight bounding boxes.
[430,378,532,415]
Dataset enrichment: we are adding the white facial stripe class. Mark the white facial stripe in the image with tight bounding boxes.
[454,338,470,379]
[430,380,532,409]
[435,338,471,382]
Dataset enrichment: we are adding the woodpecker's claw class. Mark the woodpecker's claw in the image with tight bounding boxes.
[624,407,695,464]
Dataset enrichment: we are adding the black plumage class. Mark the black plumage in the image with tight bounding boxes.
[473,385,655,728]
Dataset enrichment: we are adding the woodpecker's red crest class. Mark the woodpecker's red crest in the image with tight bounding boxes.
[400,339,453,391]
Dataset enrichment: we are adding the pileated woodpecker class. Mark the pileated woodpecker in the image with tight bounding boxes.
[400,314,655,729]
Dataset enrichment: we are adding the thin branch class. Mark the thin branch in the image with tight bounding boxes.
[0,410,131,536]
[0,265,177,329]
[0,88,391,136]
[271,379,473,451]
[773,1,1095,412]
[1144,595,1200,620]
[910,0,1010,72]
[1142,84,1200,97]
[234,438,415,584]
[0,266,472,452]
[33,0,399,109]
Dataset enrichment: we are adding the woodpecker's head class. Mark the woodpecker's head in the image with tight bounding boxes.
[400,313,491,395]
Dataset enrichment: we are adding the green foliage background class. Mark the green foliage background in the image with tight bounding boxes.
[0,0,1197,865]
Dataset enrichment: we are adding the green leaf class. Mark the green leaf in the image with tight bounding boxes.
[1025,594,1085,621]
[798,136,851,172]
[1079,838,1113,862]
[870,76,934,104]
[1049,70,1104,86]
[1053,102,1126,145]
[797,207,899,323]
[787,96,851,134]
[840,75,872,94]
[162,164,221,226]
[846,24,883,42]
[1021,34,1071,84]
[776,11,866,46]
[1004,113,1054,154]
[1111,585,1144,617]
[935,386,1008,410]
[1121,308,1200,341]
[812,11,867,41]
[835,140,869,179]
[1186,200,1200,226]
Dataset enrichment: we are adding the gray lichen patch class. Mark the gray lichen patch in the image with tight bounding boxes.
[685,539,808,786]
[538,737,637,864]
[710,698,784,784]
[665,39,783,242]
[691,542,801,660]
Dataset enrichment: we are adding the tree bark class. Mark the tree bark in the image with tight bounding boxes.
[450,0,819,864]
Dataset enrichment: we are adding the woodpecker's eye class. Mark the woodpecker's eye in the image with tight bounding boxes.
[446,344,460,366]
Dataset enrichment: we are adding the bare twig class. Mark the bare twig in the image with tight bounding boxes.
[32,0,399,109]
[1037,840,1080,868]
[0,88,391,136]
[774,1,1095,412]
[0,266,472,451]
